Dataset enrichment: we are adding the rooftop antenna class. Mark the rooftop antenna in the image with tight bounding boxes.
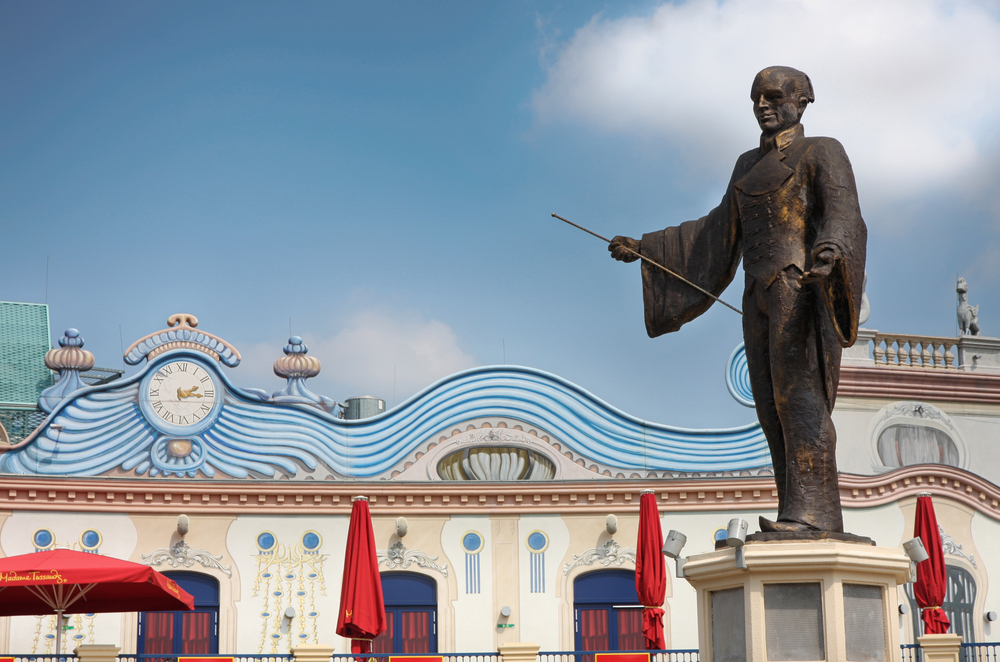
[45,256,49,304]
[119,325,126,370]
[503,338,506,365]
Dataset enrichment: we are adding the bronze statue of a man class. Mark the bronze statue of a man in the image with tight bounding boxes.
[610,66,867,534]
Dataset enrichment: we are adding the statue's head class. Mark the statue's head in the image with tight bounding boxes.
[750,66,814,137]
[957,277,968,293]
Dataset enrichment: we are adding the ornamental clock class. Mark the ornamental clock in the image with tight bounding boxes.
[140,358,222,434]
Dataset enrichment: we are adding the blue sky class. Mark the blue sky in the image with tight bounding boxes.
[3,0,999,428]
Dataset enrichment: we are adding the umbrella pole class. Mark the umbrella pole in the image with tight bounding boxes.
[55,608,64,658]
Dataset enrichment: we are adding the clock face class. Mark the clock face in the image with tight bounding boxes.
[144,359,219,429]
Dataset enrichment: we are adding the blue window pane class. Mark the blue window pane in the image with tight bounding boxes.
[528,532,547,551]
[33,529,54,548]
[257,532,276,550]
[463,532,482,553]
[81,530,101,548]
[303,532,321,550]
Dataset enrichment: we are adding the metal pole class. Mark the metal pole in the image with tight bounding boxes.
[551,213,743,316]
[55,608,64,658]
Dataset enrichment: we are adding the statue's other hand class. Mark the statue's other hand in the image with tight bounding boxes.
[608,236,641,263]
[801,248,836,283]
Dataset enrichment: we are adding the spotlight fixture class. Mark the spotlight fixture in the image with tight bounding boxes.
[902,537,929,583]
[726,518,749,569]
[662,529,688,578]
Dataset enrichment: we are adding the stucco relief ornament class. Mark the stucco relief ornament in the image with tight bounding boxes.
[377,541,448,577]
[563,538,636,575]
[459,428,535,446]
[879,402,943,422]
[140,539,233,577]
[939,525,977,568]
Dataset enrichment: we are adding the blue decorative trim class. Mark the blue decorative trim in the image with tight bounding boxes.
[726,343,755,408]
[3,356,767,478]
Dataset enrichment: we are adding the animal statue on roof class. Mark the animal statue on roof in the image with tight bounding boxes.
[957,277,981,336]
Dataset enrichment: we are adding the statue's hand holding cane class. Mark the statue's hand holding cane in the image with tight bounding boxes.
[608,236,641,263]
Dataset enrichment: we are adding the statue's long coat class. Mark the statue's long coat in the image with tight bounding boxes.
[639,123,867,530]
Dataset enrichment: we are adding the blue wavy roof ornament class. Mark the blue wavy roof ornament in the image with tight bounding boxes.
[0,315,768,479]
[0,364,767,479]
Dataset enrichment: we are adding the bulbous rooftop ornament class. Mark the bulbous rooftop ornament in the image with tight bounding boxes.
[39,329,96,413]
[271,336,337,413]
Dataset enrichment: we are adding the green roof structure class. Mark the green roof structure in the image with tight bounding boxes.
[0,301,53,406]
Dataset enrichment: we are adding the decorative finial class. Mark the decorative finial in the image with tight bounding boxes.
[957,277,981,336]
[271,337,336,412]
[39,329,96,413]
[273,336,322,380]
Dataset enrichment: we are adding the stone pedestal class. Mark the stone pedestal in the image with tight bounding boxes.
[498,642,541,662]
[917,634,963,662]
[74,644,121,662]
[683,540,910,662]
[957,335,1000,373]
[291,643,335,662]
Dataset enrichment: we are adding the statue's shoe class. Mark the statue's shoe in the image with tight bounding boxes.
[758,516,815,533]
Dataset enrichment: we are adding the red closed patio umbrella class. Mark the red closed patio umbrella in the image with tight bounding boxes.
[635,489,667,649]
[0,548,194,653]
[914,493,951,635]
[336,496,387,654]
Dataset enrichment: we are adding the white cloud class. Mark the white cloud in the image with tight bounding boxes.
[234,308,477,406]
[532,0,1000,206]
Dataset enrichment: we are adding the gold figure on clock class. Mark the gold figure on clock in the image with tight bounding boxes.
[146,360,218,427]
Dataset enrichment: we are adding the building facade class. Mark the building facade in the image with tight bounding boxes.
[1,311,999,655]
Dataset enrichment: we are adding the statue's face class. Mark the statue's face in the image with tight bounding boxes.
[751,72,806,136]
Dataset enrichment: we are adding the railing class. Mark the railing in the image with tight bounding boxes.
[6,656,78,662]
[901,643,922,662]
[870,333,958,370]
[330,655,499,662]
[539,650,699,662]
[116,656,292,662]
[962,642,1000,662]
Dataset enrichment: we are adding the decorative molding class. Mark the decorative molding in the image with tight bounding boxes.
[140,539,233,576]
[123,314,241,367]
[563,539,636,575]
[939,525,977,568]
[377,541,448,577]
[1,466,1000,523]
[839,365,1000,404]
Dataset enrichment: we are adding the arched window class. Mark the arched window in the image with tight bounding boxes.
[574,570,643,652]
[138,572,219,657]
[877,425,959,468]
[372,572,437,654]
[905,565,977,643]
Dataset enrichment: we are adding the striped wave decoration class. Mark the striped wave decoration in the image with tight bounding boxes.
[0,355,768,478]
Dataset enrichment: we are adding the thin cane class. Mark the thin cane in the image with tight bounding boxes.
[551,213,742,316]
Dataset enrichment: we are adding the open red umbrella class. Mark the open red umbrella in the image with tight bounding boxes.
[336,496,386,655]
[0,548,194,653]
[635,490,666,649]
[914,493,951,635]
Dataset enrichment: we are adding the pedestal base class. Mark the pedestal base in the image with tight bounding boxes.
[683,539,910,662]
